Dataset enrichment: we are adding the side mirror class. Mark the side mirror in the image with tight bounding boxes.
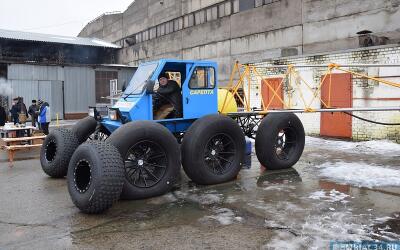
[145,80,156,94]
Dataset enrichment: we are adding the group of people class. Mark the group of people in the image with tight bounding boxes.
[0,97,51,135]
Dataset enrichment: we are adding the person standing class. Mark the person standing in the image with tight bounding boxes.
[38,100,51,135]
[17,97,28,124]
[0,105,6,126]
[28,100,39,127]
[9,98,20,125]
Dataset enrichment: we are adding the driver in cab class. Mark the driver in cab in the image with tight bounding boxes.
[153,73,182,120]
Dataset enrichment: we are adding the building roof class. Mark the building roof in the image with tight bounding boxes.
[0,28,120,49]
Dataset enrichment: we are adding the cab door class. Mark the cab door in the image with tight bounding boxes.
[182,64,218,119]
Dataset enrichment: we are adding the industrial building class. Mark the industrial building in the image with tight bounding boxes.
[0,29,135,119]
[78,0,400,84]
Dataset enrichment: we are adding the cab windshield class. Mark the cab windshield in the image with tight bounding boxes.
[124,63,158,95]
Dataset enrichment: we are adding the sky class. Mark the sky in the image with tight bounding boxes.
[0,0,134,37]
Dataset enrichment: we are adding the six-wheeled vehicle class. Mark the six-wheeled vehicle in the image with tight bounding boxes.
[40,59,305,213]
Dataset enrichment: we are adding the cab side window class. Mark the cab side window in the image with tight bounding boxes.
[189,67,215,89]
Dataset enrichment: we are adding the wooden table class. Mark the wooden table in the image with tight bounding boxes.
[0,124,36,138]
[0,124,44,166]
[1,136,46,165]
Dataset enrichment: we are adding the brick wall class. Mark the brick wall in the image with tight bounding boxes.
[249,45,400,142]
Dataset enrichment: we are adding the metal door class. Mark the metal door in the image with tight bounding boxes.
[38,81,64,120]
[320,73,352,138]
[182,64,218,119]
[261,77,284,109]
[51,81,64,119]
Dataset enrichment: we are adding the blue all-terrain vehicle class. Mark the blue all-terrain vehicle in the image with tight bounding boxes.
[40,59,305,213]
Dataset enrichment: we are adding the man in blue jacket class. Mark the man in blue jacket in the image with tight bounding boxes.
[38,100,51,135]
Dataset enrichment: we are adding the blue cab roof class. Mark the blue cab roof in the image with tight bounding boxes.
[140,58,217,66]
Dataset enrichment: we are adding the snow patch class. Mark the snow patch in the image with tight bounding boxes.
[265,211,374,249]
[306,137,400,155]
[318,162,400,188]
[308,190,350,203]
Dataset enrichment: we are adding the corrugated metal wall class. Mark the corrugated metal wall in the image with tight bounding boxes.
[5,64,135,119]
[64,67,95,113]
[8,64,62,81]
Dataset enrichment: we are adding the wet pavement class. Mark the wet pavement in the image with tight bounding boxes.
[0,137,399,249]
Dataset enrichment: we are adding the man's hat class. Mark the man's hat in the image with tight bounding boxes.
[158,72,169,80]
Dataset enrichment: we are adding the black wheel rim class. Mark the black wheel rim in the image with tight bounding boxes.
[45,139,57,163]
[74,160,92,193]
[204,133,236,175]
[124,140,167,188]
[274,127,297,161]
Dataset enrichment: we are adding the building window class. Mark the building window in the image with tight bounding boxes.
[95,71,118,104]
[150,27,157,39]
[255,0,263,7]
[189,67,215,89]
[142,30,149,41]
[194,10,205,25]
[233,0,239,13]
[218,3,226,17]
[160,24,165,36]
[165,21,172,34]
[174,17,183,31]
[184,14,194,28]
[135,33,142,43]
[239,0,255,11]
[206,8,213,21]
[211,6,218,20]
[225,1,232,15]
[156,25,161,37]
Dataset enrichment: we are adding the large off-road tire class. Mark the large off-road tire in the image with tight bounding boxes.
[182,114,245,185]
[71,116,98,144]
[107,121,181,200]
[40,128,79,178]
[255,113,305,170]
[67,141,124,214]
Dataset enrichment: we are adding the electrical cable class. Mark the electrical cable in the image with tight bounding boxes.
[343,111,400,126]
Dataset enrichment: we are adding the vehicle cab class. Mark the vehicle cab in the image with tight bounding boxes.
[100,59,218,133]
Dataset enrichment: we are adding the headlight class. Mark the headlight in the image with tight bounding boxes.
[108,109,118,121]
[88,108,95,117]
